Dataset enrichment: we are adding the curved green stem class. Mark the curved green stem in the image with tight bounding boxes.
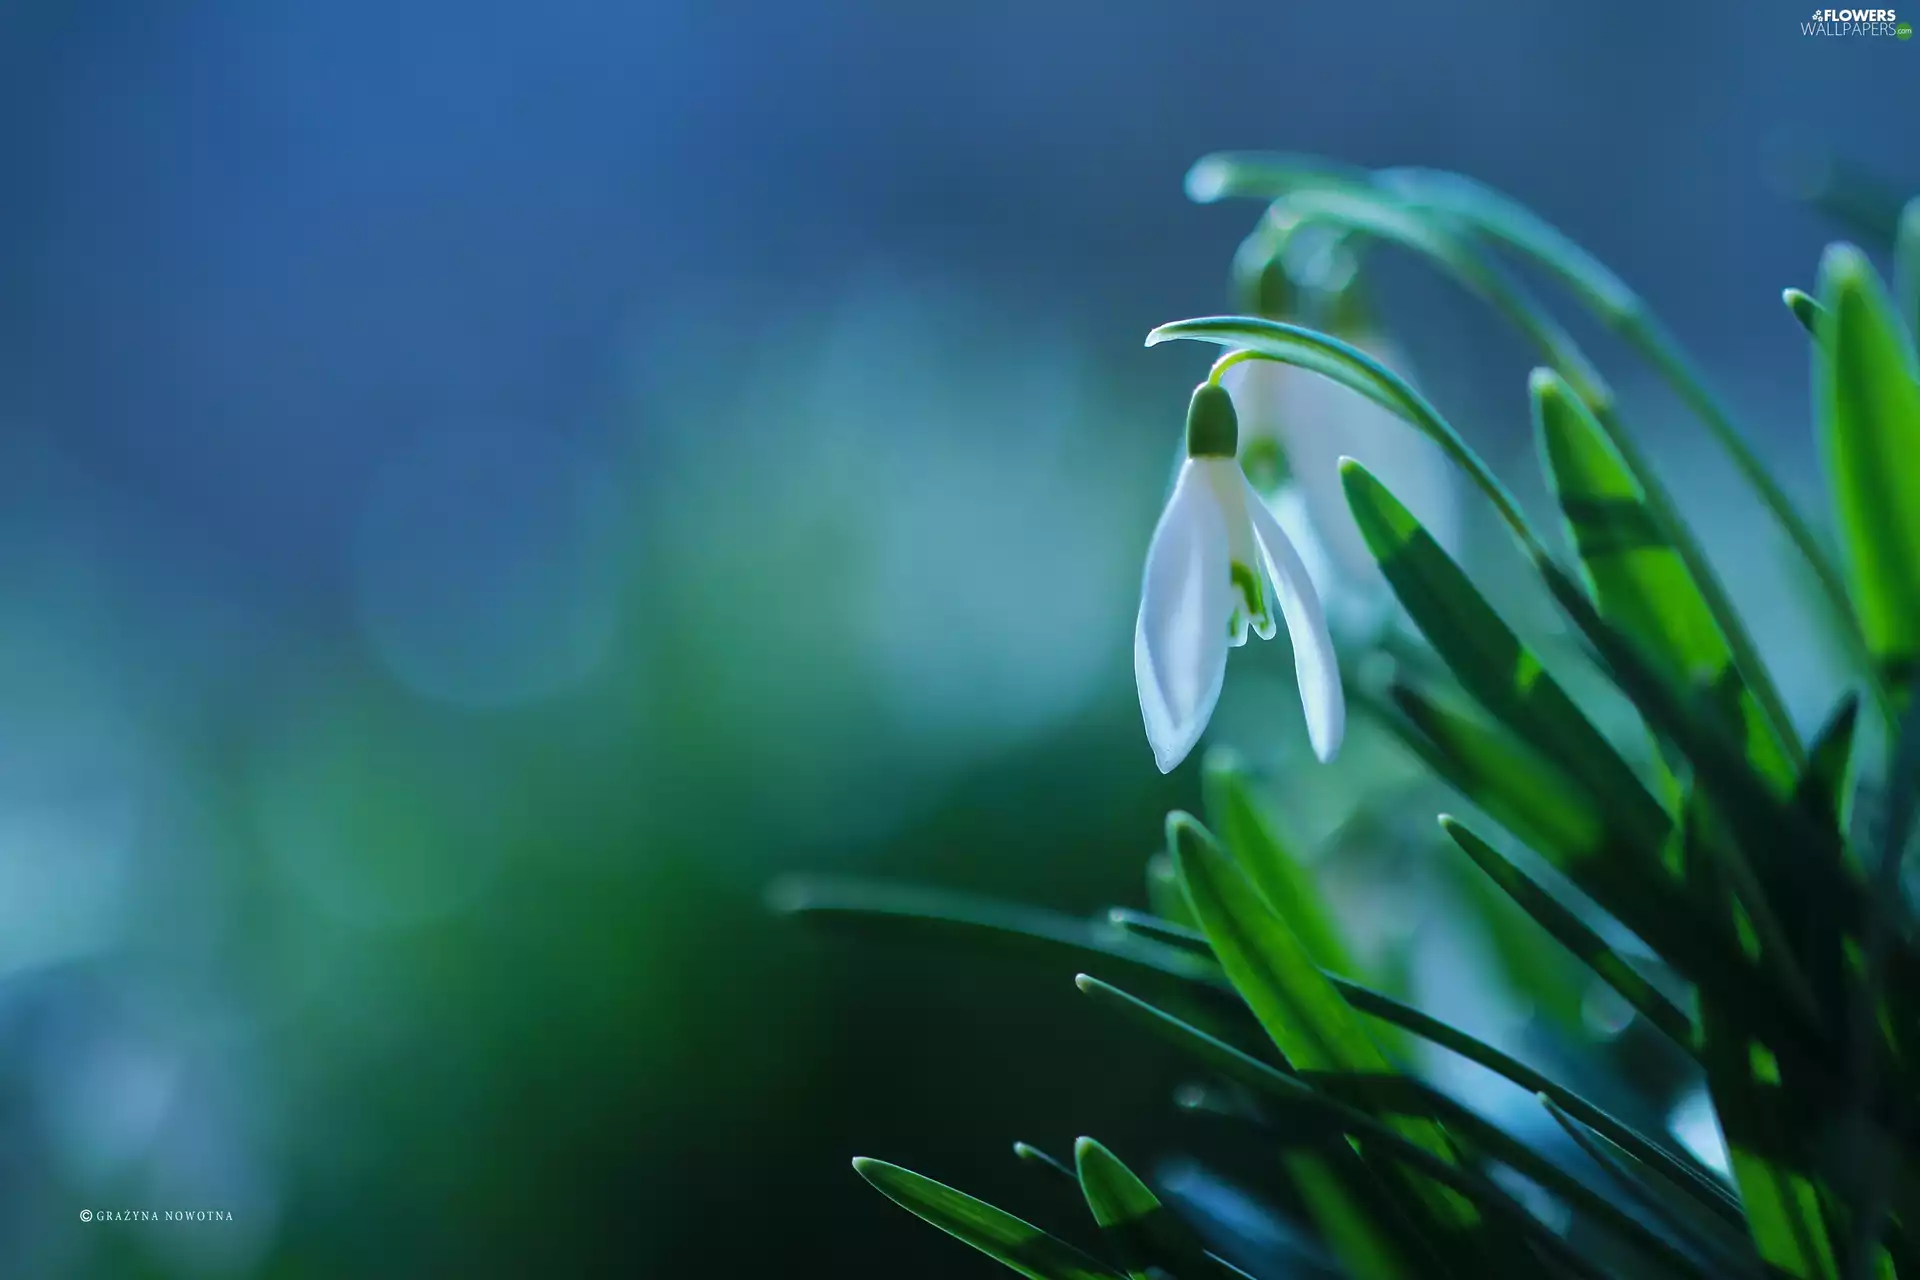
[1248,186,1803,762]
[1188,155,1885,734]
[1153,317,1545,559]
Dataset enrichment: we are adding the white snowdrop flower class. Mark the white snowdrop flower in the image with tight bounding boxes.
[1218,334,1459,624]
[1135,381,1345,773]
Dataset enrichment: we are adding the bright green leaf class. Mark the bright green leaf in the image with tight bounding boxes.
[1816,243,1920,693]
[1532,365,1795,793]
[1169,812,1491,1246]
[1202,749,1356,975]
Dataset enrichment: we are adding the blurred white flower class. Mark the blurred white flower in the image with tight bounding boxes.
[1218,334,1459,627]
[1135,382,1344,773]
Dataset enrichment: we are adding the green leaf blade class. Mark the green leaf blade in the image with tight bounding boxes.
[853,1158,1122,1280]
[1817,242,1920,693]
[1440,815,1697,1051]
[1073,1139,1251,1279]
[1202,750,1356,975]
[1169,812,1487,1246]
[1170,812,1390,1077]
[1340,458,1674,851]
[1533,366,1796,792]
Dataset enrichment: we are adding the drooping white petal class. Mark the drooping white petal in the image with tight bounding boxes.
[1243,472,1345,763]
[1198,458,1276,646]
[1135,462,1233,773]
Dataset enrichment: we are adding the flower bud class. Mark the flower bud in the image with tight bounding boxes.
[1185,381,1239,459]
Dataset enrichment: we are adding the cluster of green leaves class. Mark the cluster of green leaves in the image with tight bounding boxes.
[777,157,1920,1278]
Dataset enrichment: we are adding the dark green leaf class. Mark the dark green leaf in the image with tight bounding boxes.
[1535,559,1853,1034]
[1074,1138,1254,1279]
[1321,975,1743,1222]
[1340,458,1674,851]
[1785,288,1826,338]
[769,875,1226,996]
[1075,977,1623,1280]
[1539,1096,1757,1268]
[1105,908,1212,957]
[853,1158,1123,1280]
[1440,816,1696,1052]
[1797,694,1861,840]
[1014,1143,1078,1184]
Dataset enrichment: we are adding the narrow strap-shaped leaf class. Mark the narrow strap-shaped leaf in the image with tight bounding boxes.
[852,1158,1124,1280]
[1532,367,1796,794]
[1073,977,1639,1280]
[1680,799,1843,1280]
[770,875,1227,995]
[1381,168,1859,709]
[1074,1139,1255,1279]
[1785,288,1826,338]
[1302,1070,1713,1275]
[1169,811,1493,1260]
[1539,1096,1759,1270]
[1170,811,1396,1079]
[1203,749,1356,974]
[1365,163,1865,727]
[1015,1142,1079,1184]
[1535,378,1852,1027]
[1340,458,1674,853]
[1322,975,1746,1222]
[1106,908,1212,957]
[782,873,1740,1232]
[1089,975,1709,1276]
[1797,694,1861,841]
[1535,560,1862,1036]
[1817,243,1920,696]
[1440,815,1697,1052]
[1373,680,1759,1013]
[1077,983,1422,1280]
[1184,151,1373,204]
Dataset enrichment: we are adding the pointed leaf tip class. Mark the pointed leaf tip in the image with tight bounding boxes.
[1074,1137,1161,1227]
[1783,288,1822,336]
[1527,365,1569,402]
[1817,237,1920,688]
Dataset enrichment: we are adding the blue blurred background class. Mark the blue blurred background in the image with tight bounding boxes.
[0,1,1912,1274]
